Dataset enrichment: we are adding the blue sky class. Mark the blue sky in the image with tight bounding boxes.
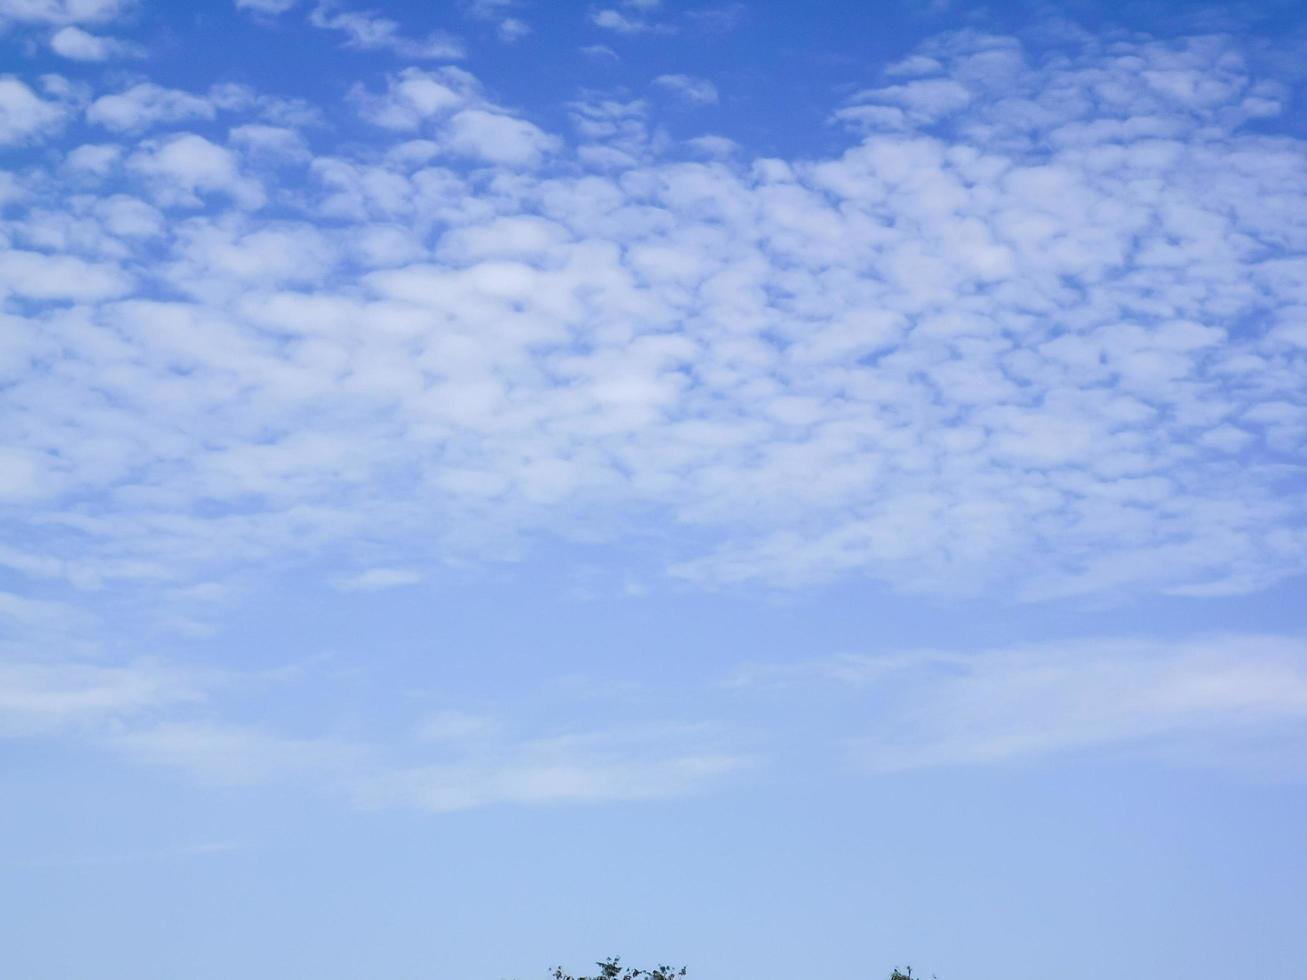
[2,0,1307,977]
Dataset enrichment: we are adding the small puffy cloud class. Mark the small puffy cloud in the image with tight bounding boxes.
[349,223,425,266]
[653,73,719,105]
[496,16,529,42]
[0,75,70,145]
[1198,424,1254,454]
[437,214,570,263]
[228,123,311,163]
[87,83,214,133]
[870,77,972,114]
[165,220,339,293]
[127,133,265,209]
[350,72,556,165]
[590,1,672,35]
[94,193,164,237]
[308,5,464,59]
[590,9,644,32]
[684,134,736,157]
[0,248,132,301]
[884,53,944,77]
[351,66,476,130]
[837,77,973,130]
[205,82,322,129]
[462,0,530,43]
[63,141,120,174]
[444,107,557,167]
[49,24,137,59]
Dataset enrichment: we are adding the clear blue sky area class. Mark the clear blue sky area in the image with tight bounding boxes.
[2,1,1306,978]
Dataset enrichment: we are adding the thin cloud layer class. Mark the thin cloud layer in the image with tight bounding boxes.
[0,0,127,25]
[0,658,200,735]
[355,725,748,812]
[0,652,745,809]
[737,634,1307,773]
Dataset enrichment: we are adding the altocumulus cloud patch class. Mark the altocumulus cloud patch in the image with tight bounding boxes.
[1,26,1306,610]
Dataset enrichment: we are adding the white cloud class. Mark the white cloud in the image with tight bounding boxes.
[684,134,736,158]
[0,0,125,25]
[5,20,1307,838]
[437,214,571,263]
[308,4,464,59]
[74,697,745,809]
[837,78,973,130]
[0,75,70,145]
[764,635,1307,772]
[115,721,361,785]
[884,54,944,77]
[234,0,298,13]
[0,449,50,501]
[496,16,529,42]
[590,9,646,33]
[2,29,1306,608]
[0,660,200,737]
[49,24,137,60]
[589,1,673,36]
[686,2,745,33]
[0,588,79,626]
[127,133,265,208]
[0,248,131,300]
[331,567,423,591]
[351,70,556,166]
[86,83,215,133]
[653,73,719,105]
[228,123,310,163]
[0,649,743,809]
[443,108,557,167]
[355,726,748,812]
[162,219,338,295]
[350,66,476,130]
[462,0,530,43]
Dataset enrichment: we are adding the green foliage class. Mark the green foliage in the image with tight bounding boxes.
[542,957,929,980]
[549,958,687,980]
